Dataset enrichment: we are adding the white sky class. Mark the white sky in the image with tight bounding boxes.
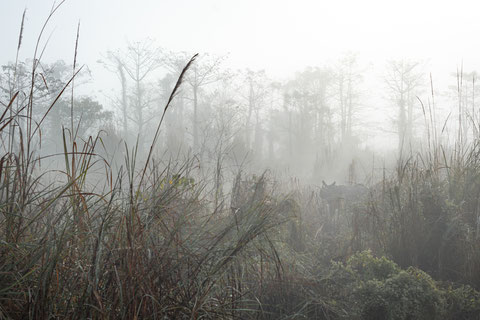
[1,0,480,77]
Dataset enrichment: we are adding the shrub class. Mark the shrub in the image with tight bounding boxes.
[443,284,480,320]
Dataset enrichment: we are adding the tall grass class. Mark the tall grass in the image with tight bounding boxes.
[0,6,296,319]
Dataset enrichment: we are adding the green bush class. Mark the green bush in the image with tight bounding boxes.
[346,250,400,281]
[443,284,480,320]
[354,269,442,320]
[321,251,480,320]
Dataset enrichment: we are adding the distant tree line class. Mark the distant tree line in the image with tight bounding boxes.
[2,41,479,182]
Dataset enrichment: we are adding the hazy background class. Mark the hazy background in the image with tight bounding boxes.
[1,0,480,176]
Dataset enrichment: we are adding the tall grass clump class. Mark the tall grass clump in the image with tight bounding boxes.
[0,7,293,319]
[350,78,480,290]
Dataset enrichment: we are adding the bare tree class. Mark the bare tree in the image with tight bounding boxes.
[385,59,424,153]
[101,39,162,148]
[448,68,480,142]
[284,67,333,157]
[100,52,129,138]
[239,69,269,162]
[165,52,225,153]
[333,53,363,146]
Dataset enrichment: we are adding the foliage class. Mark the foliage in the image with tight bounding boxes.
[48,96,113,137]
[443,284,480,320]
[322,251,479,320]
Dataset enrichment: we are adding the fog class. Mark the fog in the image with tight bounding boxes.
[2,1,480,318]
[2,1,479,171]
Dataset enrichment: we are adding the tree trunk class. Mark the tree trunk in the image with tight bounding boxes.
[118,63,128,139]
[193,84,198,153]
[347,78,353,144]
[398,95,407,153]
[253,111,262,163]
[245,81,254,150]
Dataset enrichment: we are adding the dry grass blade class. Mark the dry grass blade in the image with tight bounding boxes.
[33,66,84,137]
[71,21,81,138]
[0,92,19,126]
[138,53,198,190]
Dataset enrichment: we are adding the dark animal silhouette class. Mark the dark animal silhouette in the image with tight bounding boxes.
[320,180,368,216]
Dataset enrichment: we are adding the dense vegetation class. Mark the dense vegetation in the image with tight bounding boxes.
[1,4,480,319]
